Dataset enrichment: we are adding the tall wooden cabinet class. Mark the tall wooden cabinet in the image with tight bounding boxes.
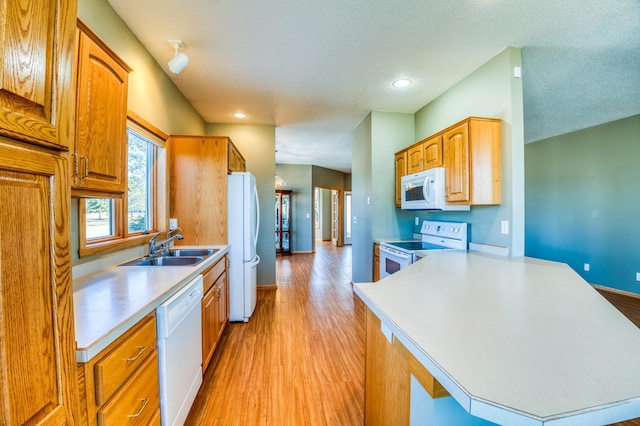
[275,190,292,254]
[73,21,131,195]
[0,0,80,424]
[170,136,246,244]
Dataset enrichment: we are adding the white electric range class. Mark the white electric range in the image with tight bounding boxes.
[379,220,468,279]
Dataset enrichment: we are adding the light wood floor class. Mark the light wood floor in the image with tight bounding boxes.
[185,242,365,425]
[185,242,640,426]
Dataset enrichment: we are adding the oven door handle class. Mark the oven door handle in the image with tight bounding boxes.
[380,246,413,259]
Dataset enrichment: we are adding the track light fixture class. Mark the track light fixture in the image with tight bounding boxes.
[167,40,189,75]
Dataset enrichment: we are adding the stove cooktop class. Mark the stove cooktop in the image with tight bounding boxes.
[383,241,453,251]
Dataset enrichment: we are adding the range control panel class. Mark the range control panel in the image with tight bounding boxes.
[420,220,467,241]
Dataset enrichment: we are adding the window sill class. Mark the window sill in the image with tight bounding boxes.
[79,233,156,259]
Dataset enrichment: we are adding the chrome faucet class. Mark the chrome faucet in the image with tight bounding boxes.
[148,227,184,257]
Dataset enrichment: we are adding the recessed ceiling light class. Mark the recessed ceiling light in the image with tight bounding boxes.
[392,78,412,88]
[233,112,246,119]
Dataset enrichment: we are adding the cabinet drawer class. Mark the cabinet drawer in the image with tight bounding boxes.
[97,351,160,425]
[94,314,157,405]
[203,256,225,293]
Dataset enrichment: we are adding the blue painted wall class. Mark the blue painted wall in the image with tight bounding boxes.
[525,114,640,293]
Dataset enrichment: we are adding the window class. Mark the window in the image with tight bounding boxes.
[78,112,167,257]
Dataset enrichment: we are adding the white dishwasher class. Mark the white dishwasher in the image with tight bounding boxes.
[156,275,203,426]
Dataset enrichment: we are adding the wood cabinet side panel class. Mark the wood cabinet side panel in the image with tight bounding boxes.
[170,136,228,245]
[469,119,501,205]
[364,307,409,426]
[394,151,407,207]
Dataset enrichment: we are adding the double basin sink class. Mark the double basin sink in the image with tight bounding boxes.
[119,248,218,267]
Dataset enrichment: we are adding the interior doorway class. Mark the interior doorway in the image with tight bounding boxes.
[313,187,343,249]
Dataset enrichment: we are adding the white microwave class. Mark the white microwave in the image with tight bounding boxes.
[400,168,470,211]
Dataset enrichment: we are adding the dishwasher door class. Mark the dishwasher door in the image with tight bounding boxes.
[157,275,203,426]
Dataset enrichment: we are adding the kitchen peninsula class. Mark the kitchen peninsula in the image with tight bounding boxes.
[354,251,640,425]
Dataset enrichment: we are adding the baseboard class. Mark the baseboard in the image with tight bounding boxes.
[257,284,277,289]
[291,250,313,254]
[592,284,640,300]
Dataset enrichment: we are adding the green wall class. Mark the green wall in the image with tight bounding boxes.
[274,164,313,253]
[351,48,524,282]
[78,0,205,135]
[525,114,640,294]
[352,112,416,282]
[412,47,525,256]
[275,164,349,252]
[206,123,277,285]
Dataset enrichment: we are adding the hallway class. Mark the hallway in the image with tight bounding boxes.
[186,242,365,425]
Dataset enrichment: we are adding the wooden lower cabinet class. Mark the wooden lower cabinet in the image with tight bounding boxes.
[202,255,229,372]
[373,243,380,282]
[77,313,160,426]
[364,306,448,425]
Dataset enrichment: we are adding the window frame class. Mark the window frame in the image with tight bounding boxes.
[78,111,168,258]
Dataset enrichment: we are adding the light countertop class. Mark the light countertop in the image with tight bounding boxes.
[73,245,229,362]
[354,251,640,425]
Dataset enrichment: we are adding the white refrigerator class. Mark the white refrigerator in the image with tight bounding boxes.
[228,172,260,322]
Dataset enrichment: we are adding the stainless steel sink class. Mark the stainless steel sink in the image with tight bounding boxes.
[120,256,204,267]
[167,248,218,257]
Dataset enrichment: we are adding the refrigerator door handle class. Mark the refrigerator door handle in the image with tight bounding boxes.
[249,255,261,267]
[253,184,260,249]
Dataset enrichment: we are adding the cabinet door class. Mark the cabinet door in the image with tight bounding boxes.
[202,286,217,372]
[443,122,470,203]
[394,151,407,207]
[214,272,228,343]
[74,25,129,193]
[406,144,423,174]
[422,135,442,170]
[0,142,78,425]
[0,0,76,150]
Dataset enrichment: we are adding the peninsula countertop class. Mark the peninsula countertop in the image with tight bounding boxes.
[73,245,229,362]
[353,251,640,425]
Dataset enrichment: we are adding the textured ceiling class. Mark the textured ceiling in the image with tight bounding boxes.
[106,0,640,173]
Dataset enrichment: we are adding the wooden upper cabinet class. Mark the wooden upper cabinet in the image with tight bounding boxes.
[0,142,79,425]
[443,122,470,203]
[422,135,443,170]
[0,0,77,150]
[406,144,423,174]
[73,21,131,195]
[228,140,246,173]
[443,118,501,205]
[394,150,407,207]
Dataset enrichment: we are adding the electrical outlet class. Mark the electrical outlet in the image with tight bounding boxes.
[584,263,590,272]
[636,272,640,281]
[415,217,420,226]
[501,220,509,235]
[380,321,393,343]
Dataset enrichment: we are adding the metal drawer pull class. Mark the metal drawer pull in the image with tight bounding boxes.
[128,398,149,418]
[126,345,146,362]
